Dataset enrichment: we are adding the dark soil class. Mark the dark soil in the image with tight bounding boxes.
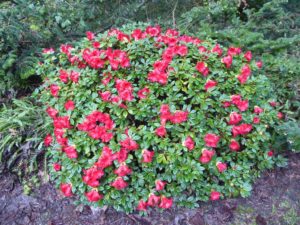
[0,153,299,225]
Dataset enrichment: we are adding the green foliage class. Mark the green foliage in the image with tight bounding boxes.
[178,0,300,153]
[0,0,198,95]
[180,0,300,102]
[0,98,51,176]
[37,24,284,213]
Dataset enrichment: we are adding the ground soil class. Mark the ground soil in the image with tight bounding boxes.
[0,153,299,225]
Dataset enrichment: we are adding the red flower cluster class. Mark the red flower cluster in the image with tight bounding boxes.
[230,94,249,112]
[60,183,73,197]
[115,79,134,101]
[77,111,114,143]
[199,149,215,164]
[237,64,251,84]
[156,104,188,137]
[59,69,80,84]
[216,162,227,173]
[232,124,253,137]
[137,194,173,211]
[196,62,209,76]
[63,145,78,159]
[183,136,195,151]
[205,80,217,91]
[111,177,128,190]
[83,166,104,187]
[204,133,220,148]
[142,149,155,163]
[44,134,52,146]
[85,190,103,202]
[210,191,220,201]
[82,48,130,70]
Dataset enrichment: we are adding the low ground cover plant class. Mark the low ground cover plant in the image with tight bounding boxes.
[36,24,285,213]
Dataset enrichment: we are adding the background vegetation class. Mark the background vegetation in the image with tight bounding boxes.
[0,0,299,180]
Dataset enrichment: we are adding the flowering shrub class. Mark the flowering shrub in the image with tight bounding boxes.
[37,24,284,213]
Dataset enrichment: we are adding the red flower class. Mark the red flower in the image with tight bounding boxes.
[228,47,241,56]
[269,101,277,107]
[204,133,220,148]
[256,61,263,68]
[277,112,284,119]
[221,55,233,68]
[46,107,58,118]
[99,91,111,102]
[170,111,189,124]
[160,104,171,124]
[232,124,253,137]
[205,80,217,91]
[115,79,134,101]
[196,62,209,76]
[53,163,61,171]
[50,84,60,97]
[223,101,232,108]
[231,94,241,104]
[228,112,242,125]
[137,87,150,99]
[93,41,100,48]
[111,177,128,190]
[64,100,75,111]
[53,116,71,129]
[59,70,69,83]
[183,136,195,151]
[83,167,104,187]
[236,100,249,112]
[116,148,128,163]
[216,162,227,173]
[137,200,148,211]
[42,48,54,54]
[44,134,52,146]
[199,149,215,164]
[148,70,168,85]
[212,44,223,56]
[142,150,155,163]
[175,45,188,56]
[159,196,173,209]
[60,183,73,197]
[146,25,161,37]
[101,72,112,86]
[237,65,251,84]
[120,137,139,151]
[198,46,207,53]
[147,194,160,207]
[85,190,103,202]
[114,164,132,177]
[86,31,95,40]
[60,44,73,56]
[210,191,220,201]
[63,146,78,159]
[244,51,252,62]
[156,126,167,137]
[70,71,80,83]
[254,106,263,114]
[131,29,146,40]
[155,180,166,191]
[267,150,274,157]
[229,139,240,151]
[95,146,114,169]
[253,117,260,124]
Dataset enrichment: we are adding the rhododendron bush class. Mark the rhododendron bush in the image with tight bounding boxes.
[36,24,284,213]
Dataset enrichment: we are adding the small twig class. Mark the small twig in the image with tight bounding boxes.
[172,0,178,28]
